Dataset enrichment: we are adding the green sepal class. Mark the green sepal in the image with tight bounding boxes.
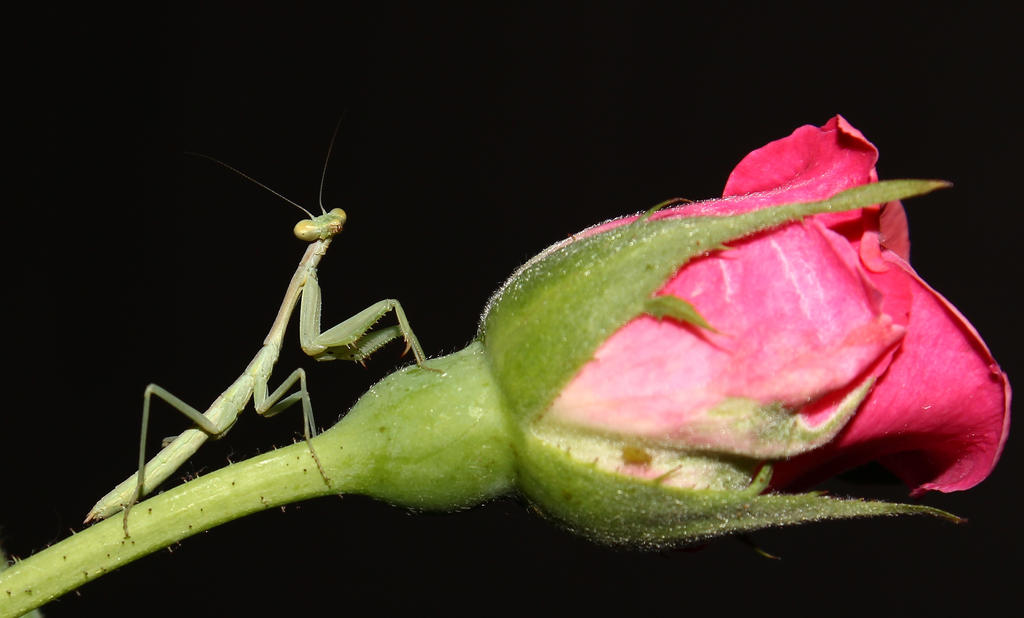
[635,197,693,223]
[480,180,950,427]
[644,294,719,333]
[517,431,961,548]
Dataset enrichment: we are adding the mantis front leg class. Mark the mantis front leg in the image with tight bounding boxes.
[298,270,430,367]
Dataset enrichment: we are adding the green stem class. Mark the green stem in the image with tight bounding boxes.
[1,342,516,617]
[0,440,344,617]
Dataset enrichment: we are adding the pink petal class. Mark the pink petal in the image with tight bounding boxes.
[722,116,876,200]
[546,219,907,457]
[879,201,911,260]
[771,252,1011,494]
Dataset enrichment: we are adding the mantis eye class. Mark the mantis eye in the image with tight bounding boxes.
[327,207,347,224]
[293,220,322,242]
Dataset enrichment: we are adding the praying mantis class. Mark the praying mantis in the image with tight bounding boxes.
[85,133,430,533]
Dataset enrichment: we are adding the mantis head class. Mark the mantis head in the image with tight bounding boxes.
[294,208,347,242]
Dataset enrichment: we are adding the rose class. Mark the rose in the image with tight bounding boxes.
[465,116,1009,544]
[519,116,1011,498]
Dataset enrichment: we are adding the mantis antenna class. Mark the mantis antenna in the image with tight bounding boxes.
[186,113,348,218]
[317,112,347,215]
[184,151,317,219]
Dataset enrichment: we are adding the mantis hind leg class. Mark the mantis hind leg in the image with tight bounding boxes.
[120,385,231,535]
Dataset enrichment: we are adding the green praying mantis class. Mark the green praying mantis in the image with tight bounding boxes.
[85,130,430,534]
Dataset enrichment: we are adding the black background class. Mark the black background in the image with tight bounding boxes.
[6,4,1020,616]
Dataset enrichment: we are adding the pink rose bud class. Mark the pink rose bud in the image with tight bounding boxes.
[324,116,1009,547]
[520,116,1010,497]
